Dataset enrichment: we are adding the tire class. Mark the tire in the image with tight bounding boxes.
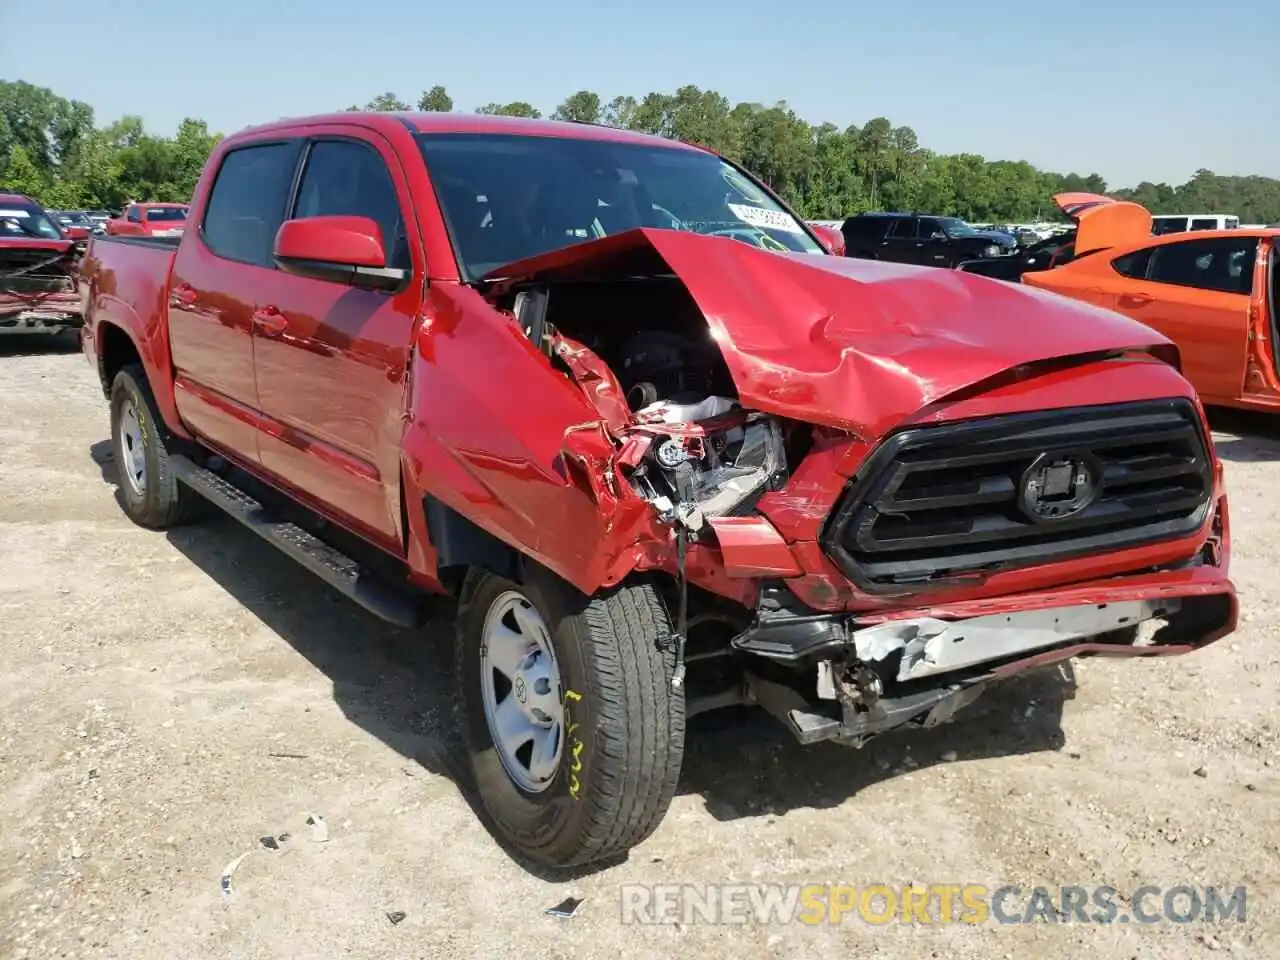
[455,566,685,868]
[109,363,200,529]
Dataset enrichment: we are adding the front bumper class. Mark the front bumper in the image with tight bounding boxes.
[0,306,84,333]
[733,569,1236,745]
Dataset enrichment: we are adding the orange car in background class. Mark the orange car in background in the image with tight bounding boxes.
[1024,193,1280,412]
[105,202,189,238]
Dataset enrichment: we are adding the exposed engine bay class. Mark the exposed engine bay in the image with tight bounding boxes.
[508,278,799,533]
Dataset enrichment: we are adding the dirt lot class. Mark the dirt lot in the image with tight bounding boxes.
[1,336,1277,959]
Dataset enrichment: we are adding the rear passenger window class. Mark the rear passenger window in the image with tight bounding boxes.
[1111,249,1152,279]
[201,142,299,267]
[1146,238,1257,295]
[885,218,916,239]
[291,139,409,270]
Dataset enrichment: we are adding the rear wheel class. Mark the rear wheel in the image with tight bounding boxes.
[109,364,200,529]
[455,567,684,868]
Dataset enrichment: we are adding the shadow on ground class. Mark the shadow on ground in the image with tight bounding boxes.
[0,330,82,358]
[88,440,1074,878]
[1207,407,1280,463]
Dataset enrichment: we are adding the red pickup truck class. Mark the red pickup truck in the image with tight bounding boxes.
[105,202,189,238]
[78,112,1237,869]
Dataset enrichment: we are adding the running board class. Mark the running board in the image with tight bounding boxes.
[169,455,430,629]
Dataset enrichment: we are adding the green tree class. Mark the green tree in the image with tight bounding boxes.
[348,93,412,112]
[600,95,638,129]
[417,86,453,112]
[475,101,541,118]
[552,91,601,123]
[0,143,51,198]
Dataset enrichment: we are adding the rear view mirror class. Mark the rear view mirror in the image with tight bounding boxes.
[274,215,405,291]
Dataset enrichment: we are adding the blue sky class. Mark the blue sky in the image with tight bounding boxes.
[3,0,1275,188]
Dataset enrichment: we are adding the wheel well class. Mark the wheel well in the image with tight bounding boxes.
[423,495,521,592]
[98,323,141,397]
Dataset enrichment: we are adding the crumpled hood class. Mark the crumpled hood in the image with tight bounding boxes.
[484,228,1177,439]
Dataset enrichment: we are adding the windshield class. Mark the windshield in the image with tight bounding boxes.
[57,211,91,226]
[0,204,65,240]
[938,218,980,238]
[145,207,187,222]
[416,133,823,279]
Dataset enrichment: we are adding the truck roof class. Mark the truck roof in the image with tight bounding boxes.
[226,111,707,152]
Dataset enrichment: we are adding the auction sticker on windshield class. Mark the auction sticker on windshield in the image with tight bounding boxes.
[0,209,31,218]
[728,203,803,234]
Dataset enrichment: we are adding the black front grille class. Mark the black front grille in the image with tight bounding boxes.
[820,399,1214,593]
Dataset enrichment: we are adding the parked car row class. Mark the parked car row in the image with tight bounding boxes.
[45,203,191,237]
[71,111,1237,870]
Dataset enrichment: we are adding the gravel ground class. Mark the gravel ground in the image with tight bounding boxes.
[1,336,1277,959]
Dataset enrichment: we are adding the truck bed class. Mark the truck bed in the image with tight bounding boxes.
[79,233,181,351]
[94,234,184,251]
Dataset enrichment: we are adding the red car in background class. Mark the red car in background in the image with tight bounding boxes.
[0,191,88,337]
[106,202,189,237]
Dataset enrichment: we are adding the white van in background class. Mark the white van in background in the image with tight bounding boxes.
[1151,214,1240,235]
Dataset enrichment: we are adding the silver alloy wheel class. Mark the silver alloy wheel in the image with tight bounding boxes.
[117,396,147,496]
[480,590,565,794]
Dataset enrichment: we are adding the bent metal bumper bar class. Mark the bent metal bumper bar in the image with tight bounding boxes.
[732,589,1235,745]
[848,599,1172,682]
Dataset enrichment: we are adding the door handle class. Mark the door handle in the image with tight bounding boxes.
[170,283,197,307]
[252,305,288,334]
[1120,292,1153,307]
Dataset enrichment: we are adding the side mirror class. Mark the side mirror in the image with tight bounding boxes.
[64,226,90,240]
[808,223,845,256]
[274,215,405,291]
[931,231,948,241]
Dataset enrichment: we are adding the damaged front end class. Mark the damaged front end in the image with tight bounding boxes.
[0,241,83,334]
[480,228,1236,746]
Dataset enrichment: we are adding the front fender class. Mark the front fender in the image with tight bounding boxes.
[402,283,657,594]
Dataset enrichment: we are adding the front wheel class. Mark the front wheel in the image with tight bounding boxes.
[455,567,685,868]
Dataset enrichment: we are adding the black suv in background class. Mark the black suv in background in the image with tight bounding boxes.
[840,213,1018,267]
